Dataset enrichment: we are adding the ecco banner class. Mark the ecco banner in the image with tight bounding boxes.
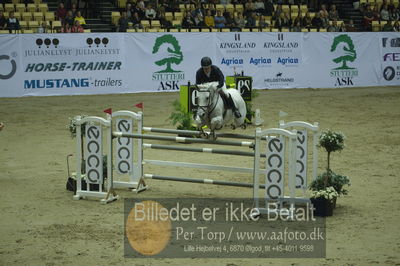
[0,32,399,98]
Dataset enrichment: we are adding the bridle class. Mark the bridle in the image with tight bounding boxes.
[195,85,220,119]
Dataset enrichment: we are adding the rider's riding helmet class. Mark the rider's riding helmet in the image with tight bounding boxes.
[201,57,212,67]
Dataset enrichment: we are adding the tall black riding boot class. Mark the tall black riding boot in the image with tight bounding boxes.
[227,94,241,118]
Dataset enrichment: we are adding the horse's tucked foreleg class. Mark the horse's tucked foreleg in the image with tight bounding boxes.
[211,117,223,131]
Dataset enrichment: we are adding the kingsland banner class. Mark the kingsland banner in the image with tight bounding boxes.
[0,32,398,97]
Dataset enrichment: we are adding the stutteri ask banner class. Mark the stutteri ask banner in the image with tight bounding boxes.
[0,32,399,97]
[124,32,214,92]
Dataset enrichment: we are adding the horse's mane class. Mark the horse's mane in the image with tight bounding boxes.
[197,81,219,91]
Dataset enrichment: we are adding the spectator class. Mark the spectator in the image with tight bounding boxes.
[282,10,292,27]
[292,13,303,28]
[363,4,374,31]
[145,3,157,20]
[319,10,329,29]
[61,21,71,33]
[182,10,196,29]
[164,0,180,13]
[0,11,7,29]
[131,12,143,30]
[327,19,339,32]
[291,20,302,32]
[338,21,347,32]
[234,12,246,30]
[158,11,172,30]
[37,21,48,33]
[204,9,215,28]
[382,20,395,31]
[302,11,313,29]
[393,20,400,31]
[64,11,75,28]
[137,0,145,10]
[274,12,286,30]
[254,0,265,15]
[6,11,20,33]
[125,3,132,19]
[346,19,357,32]
[381,4,390,21]
[214,10,226,29]
[265,0,275,16]
[311,11,324,30]
[372,4,380,20]
[192,3,203,19]
[353,0,360,10]
[209,4,216,16]
[320,4,329,19]
[117,11,129,32]
[389,6,400,20]
[244,0,256,17]
[71,20,84,33]
[74,11,86,28]
[132,3,145,19]
[194,12,205,28]
[388,0,396,13]
[56,2,67,22]
[246,12,257,28]
[71,3,79,17]
[258,15,269,29]
[225,12,236,30]
[273,4,282,20]
[329,4,340,21]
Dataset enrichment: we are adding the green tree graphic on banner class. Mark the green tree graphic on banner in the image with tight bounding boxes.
[152,35,183,73]
[330,34,357,70]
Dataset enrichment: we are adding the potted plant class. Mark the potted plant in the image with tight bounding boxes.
[244,89,259,124]
[168,100,197,136]
[310,171,350,207]
[309,129,347,215]
[310,186,339,216]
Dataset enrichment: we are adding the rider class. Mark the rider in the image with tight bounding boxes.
[195,56,242,118]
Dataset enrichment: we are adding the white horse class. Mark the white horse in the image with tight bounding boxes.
[193,82,247,139]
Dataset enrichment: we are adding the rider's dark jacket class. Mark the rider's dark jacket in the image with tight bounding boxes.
[196,65,224,89]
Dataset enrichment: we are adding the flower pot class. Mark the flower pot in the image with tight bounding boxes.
[311,197,335,217]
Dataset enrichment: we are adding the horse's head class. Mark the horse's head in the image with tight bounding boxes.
[193,82,219,125]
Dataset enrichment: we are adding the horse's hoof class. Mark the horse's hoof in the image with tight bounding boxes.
[200,132,209,139]
[241,124,247,130]
[210,132,217,140]
[231,124,236,130]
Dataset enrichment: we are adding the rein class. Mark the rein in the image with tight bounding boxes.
[208,90,220,115]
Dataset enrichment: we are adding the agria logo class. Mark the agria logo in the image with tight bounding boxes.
[330,34,358,86]
[152,34,184,90]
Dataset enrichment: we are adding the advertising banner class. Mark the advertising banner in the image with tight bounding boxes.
[124,32,214,93]
[380,33,400,85]
[304,32,381,88]
[0,32,399,98]
[216,32,303,89]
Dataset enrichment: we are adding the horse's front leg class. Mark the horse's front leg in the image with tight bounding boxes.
[197,125,209,139]
[209,116,223,140]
